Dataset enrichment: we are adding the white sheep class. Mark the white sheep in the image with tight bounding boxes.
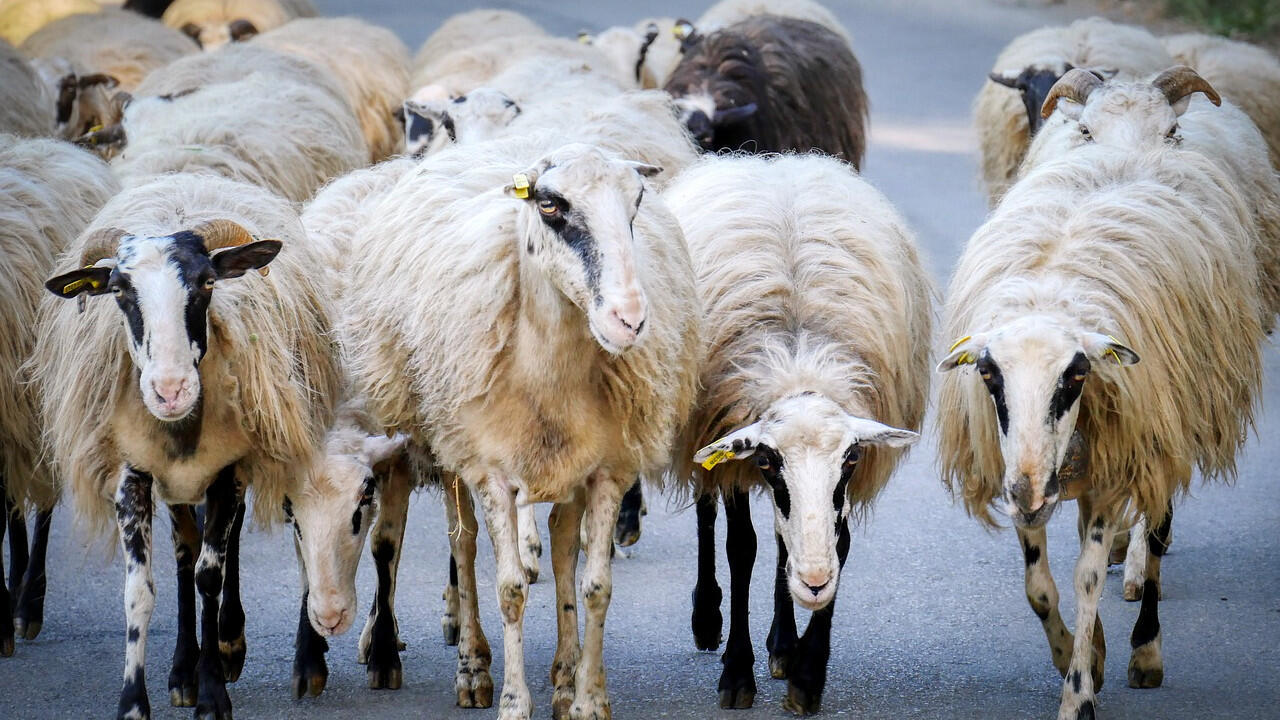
[33,171,342,720]
[0,0,100,46]
[412,34,631,99]
[339,134,701,719]
[664,153,930,714]
[937,143,1264,719]
[975,17,1173,205]
[411,8,545,74]
[252,17,410,163]
[402,87,521,158]
[0,38,55,137]
[115,43,367,202]
[0,133,118,656]
[160,0,315,50]
[586,18,683,89]
[1162,32,1280,169]
[695,0,853,46]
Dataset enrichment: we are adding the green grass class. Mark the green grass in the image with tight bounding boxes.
[1164,0,1280,37]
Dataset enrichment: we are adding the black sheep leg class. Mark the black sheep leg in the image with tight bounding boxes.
[766,532,798,680]
[718,489,757,709]
[783,516,851,715]
[613,478,645,547]
[194,467,238,720]
[292,587,329,698]
[0,473,11,658]
[690,491,722,651]
[218,501,246,683]
[14,508,52,640]
[6,496,26,613]
[168,505,200,708]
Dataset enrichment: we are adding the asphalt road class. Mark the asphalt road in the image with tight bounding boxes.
[2,1,1278,719]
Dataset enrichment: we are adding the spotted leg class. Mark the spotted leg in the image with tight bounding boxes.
[365,466,409,690]
[549,493,585,719]
[782,516,851,715]
[718,488,757,710]
[0,474,13,658]
[518,502,542,584]
[475,474,532,719]
[766,532,798,680]
[167,505,200,707]
[567,474,625,720]
[613,478,644,548]
[1128,506,1172,689]
[217,501,246,683]
[13,508,51,642]
[690,492,722,651]
[444,473,492,709]
[1057,497,1116,720]
[193,466,239,720]
[116,466,155,720]
[291,531,328,699]
[441,554,460,646]
[1016,524,1074,677]
[1122,516,1147,602]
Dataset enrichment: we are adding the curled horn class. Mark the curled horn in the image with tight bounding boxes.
[1040,68,1104,119]
[194,219,257,250]
[1152,65,1221,107]
[77,227,130,266]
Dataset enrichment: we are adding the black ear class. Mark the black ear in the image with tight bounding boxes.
[228,18,258,42]
[45,266,113,299]
[211,240,282,279]
[988,71,1021,89]
[180,22,203,46]
[712,102,757,126]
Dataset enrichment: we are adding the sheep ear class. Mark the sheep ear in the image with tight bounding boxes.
[712,102,757,126]
[1082,332,1139,366]
[845,417,919,448]
[625,160,662,178]
[211,240,282,279]
[937,333,987,372]
[988,70,1022,89]
[363,433,408,465]
[694,423,762,470]
[402,100,448,155]
[45,265,113,299]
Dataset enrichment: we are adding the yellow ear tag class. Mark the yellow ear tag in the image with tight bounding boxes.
[88,124,103,134]
[1103,335,1126,365]
[512,173,531,199]
[674,23,691,40]
[701,448,734,471]
[948,335,972,353]
[947,335,976,365]
[577,31,593,44]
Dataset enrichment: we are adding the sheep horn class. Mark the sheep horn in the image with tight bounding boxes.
[1040,68,1103,119]
[78,227,130,266]
[1151,65,1221,107]
[194,219,257,250]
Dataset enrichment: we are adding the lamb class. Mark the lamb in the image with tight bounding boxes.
[0,134,118,658]
[664,14,869,168]
[252,17,410,163]
[0,39,55,137]
[974,17,1173,204]
[21,9,199,140]
[1161,33,1280,169]
[664,153,930,714]
[339,134,701,719]
[412,8,546,74]
[0,0,100,46]
[160,0,316,50]
[113,43,368,202]
[936,143,1264,719]
[33,171,342,720]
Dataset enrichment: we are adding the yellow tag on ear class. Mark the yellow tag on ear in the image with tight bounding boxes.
[62,276,100,295]
[88,124,103,134]
[512,173,530,199]
[577,31,592,44]
[674,23,691,39]
[948,335,972,353]
[1104,335,1126,365]
[701,449,734,471]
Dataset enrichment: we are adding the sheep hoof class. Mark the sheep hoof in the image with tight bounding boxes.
[0,634,12,658]
[219,636,246,684]
[1127,662,1163,689]
[16,619,41,641]
[568,698,612,720]
[1123,580,1143,602]
[368,663,402,691]
[691,585,723,651]
[195,680,233,720]
[170,685,197,708]
[552,686,574,719]
[441,617,460,646]
[717,665,756,710]
[782,682,821,716]
[457,669,494,708]
[523,562,540,585]
[169,658,199,706]
[290,664,327,698]
[769,652,790,680]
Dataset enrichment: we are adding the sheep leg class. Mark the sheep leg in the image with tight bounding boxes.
[783,516,851,715]
[6,498,27,610]
[441,554,460,646]
[549,493,585,719]
[766,532,798,680]
[718,489,757,710]
[13,508,51,641]
[445,474,492,709]
[1128,506,1172,689]
[1016,525,1073,677]
[115,466,155,720]
[365,469,410,691]
[290,535,328,699]
[359,481,411,664]
[167,505,200,708]
[568,474,626,720]
[217,500,246,683]
[518,502,542,584]
[0,473,12,658]
[690,492,723,651]
[1057,499,1116,720]
[476,474,531,719]
[613,478,645,548]
[193,466,239,720]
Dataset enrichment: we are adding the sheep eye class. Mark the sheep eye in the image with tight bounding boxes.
[111,284,123,297]
[1071,372,1087,383]
[980,371,992,382]
[202,277,215,290]
[843,446,862,468]
[1079,124,1092,140]
[755,454,771,471]
[537,199,559,216]
[1166,124,1178,139]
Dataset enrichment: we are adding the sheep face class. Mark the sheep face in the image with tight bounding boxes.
[665,30,764,151]
[506,143,661,354]
[44,224,281,422]
[693,393,917,611]
[287,432,406,637]
[938,317,1138,527]
[178,18,259,50]
[402,88,519,158]
[988,64,1072,137]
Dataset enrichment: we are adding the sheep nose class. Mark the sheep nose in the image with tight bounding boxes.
[609,294,647,337]
[152,377,186,408]
[313,606,347,636]
[1011,474,1045,514]
[797,570,833,594]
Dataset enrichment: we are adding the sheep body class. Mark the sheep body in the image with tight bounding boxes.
[0,38,55,136]
[253,17,410,163]
[0,0,99,46]
[21,8,198,91]
[696,0,852,46]
[160,0,315,49]
[412,8,545,73]
[412,34,629,98]
[0,134,118,511]
[1162,32,1280,169]
[590,18,682,89]
[974,17,1172,204]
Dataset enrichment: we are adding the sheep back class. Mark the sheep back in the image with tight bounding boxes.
[412,9,545,73]
[0,38,54,137]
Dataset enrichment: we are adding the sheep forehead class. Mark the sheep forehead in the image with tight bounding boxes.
[1083,84,1175,131]
[985,318,1079,382]
[761,394,850,458]
[539,147,640,201]
[116,235,176,271]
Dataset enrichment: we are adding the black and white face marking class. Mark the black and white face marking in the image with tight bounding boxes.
[507,144,661,354]
[403,89,518,158]
[693,393,918,611]
[990,65,1072,135]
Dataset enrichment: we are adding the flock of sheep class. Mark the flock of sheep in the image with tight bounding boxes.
[0,0,1277,719]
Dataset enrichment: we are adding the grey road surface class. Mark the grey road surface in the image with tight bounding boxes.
[2,1,1278,719]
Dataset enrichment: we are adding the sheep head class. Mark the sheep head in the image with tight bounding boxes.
[401,88,519,158]
[990,62,1076,136]
[504,143,661,354]
[694,393,917,611]
[937,316,1138,527]
[44,220,281,422]
[664,27,765,152]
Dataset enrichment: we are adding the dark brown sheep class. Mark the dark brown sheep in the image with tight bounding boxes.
[664,14,869,168]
